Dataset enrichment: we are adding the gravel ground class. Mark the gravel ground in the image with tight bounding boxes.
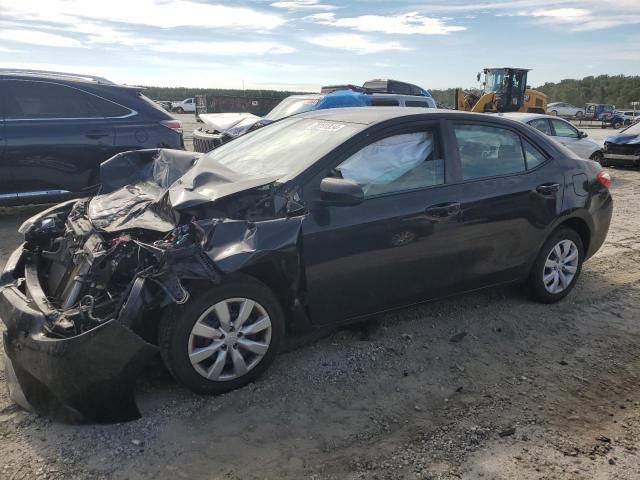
[0,126,638,479]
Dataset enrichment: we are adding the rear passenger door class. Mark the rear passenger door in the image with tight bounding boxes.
[444,122,565,288]
[2,79,119,199]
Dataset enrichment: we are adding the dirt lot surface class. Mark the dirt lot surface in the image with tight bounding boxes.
[0,150,638,478]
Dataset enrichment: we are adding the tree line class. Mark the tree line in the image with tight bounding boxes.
[143,74,640,110]
[141,86,302,101]
[430,74,640,109]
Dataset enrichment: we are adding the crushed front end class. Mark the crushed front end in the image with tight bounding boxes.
[0,148,306,423]
[0,200,219,423]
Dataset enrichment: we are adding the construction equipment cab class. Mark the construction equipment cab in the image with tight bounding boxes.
[456,68,547,114]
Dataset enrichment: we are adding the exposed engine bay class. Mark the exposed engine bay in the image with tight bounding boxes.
[23,200,217,339]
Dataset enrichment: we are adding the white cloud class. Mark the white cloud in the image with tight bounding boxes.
[152,41,295,56]
[271,0,336,11]
[512,6,640,31]
[0,29,85,48]
[529,8,590,18]
[0,0,285,31]
[306,12,465,35]
[70,23,154,47]
[418,1,640,31]
[306,34,410,54]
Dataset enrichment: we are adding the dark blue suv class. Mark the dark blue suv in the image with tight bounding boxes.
[0,70,184,205]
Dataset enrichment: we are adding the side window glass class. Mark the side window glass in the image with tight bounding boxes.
[4,80,102,119]
[336,130,444,197]
[523,140,546,169]
[528,119,552,136]
[371,98,399,107]
[551,119,578,138]
[90,96,131,117]
[453,124,526,180]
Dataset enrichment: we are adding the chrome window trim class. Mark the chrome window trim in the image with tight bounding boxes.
[0,79,137,121]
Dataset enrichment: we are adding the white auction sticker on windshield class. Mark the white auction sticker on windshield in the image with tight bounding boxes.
[304,121,346,132]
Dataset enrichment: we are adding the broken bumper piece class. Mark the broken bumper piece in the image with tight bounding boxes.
[0,248,158,424]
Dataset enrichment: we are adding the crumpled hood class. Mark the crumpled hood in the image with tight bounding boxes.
[605,133,640,145]
[199,112,262,138]
[89,149,280,233]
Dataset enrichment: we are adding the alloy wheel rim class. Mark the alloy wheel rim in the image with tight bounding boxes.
[188,297,272,381]
[543,239,579,294]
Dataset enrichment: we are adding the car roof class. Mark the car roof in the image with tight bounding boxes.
[284,94,323,100]
[0,68,142,91]
[496,112,566,123]
[296,107,518,126]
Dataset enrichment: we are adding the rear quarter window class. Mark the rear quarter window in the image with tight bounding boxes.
[90,95,132,117]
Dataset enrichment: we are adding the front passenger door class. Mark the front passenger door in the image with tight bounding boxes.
[549,119,585,157]
[301,124,465,324]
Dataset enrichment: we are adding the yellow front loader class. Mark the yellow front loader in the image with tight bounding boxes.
[456,68,547,114]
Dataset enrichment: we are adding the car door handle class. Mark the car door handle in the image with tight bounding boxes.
[85,130,110,139]
[425,202,461,218]
[536,183,561,195]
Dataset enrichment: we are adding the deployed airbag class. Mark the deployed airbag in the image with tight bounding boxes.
[337,132,433,185]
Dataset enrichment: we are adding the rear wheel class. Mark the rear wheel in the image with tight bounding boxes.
[575,110,584,118]
[175,107,185,114]
[612,119,623,129]
[159,278,285,394]
[528,227,584,303]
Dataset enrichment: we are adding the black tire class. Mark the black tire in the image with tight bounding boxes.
[159,277,285,394]
[612,120,623,129]
[576,111,584,118]
[550,110,558,116]
[528,227,584,304]
[175,107,184,114]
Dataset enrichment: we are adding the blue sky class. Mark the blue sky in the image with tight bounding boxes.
[0,0,638,91]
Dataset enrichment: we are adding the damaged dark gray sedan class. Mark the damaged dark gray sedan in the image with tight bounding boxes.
[0,108,613,423]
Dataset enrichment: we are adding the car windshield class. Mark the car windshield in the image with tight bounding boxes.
[263,97,321,121]
[202,116,363,178]
[622,121,640,135]
[484,69,505,93]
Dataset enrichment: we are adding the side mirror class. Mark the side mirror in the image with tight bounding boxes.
[578,130,588,139]
[319,177,364,205]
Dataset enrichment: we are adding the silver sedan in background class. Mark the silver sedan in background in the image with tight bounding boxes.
[499,112,603,162]
[548,102,584,118]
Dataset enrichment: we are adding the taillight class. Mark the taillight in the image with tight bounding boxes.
[160,119,183,134]
[596,170,611,189]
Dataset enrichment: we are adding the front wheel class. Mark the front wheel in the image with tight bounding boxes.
[175,107,185,114]
[159,278,285,394]
[612,119,623,129]
[575,111,584,118]
[528,227,584,303]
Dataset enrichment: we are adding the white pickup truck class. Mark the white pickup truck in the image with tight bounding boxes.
[171,98,196,113]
